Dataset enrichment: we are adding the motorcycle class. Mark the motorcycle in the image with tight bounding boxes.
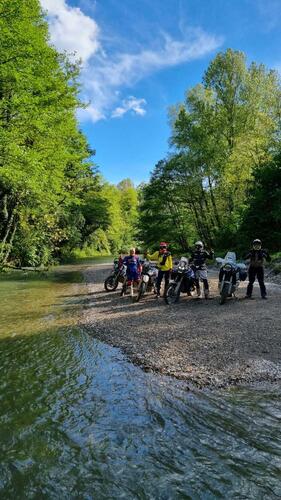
[216,252,247,304]
[136,260,158,302]
[165,257,196,305]
[104,258,127,292]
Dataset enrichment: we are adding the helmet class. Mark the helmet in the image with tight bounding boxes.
[195,241,203,248]
[253,239,261,245]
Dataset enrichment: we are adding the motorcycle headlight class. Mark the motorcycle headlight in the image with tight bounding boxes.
[223,264,232,271]
[142,275,149,283]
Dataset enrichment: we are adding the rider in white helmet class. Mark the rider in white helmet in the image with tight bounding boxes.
[188,241,214,298]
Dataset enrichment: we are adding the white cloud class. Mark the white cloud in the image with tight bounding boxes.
[83,28,222,122]
[40,0,99,62]
[112,96,147,118]
[40,1,223,122]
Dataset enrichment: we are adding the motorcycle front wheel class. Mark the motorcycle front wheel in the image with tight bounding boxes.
[136,281,146,302]
[165,282,180,305]
[104,274,119,292]
[219,283,229,305]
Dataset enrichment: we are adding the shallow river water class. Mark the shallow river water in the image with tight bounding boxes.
[0,263,281,499]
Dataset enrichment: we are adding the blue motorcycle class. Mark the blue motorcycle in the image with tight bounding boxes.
[165,257,195,305]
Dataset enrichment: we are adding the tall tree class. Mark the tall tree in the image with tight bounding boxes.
[140,49,281,252]
[0,0,105,266]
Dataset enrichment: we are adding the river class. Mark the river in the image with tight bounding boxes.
[1,262,281,499]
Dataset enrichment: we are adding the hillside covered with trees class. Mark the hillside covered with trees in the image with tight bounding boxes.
[0,0,138,267]
[139,49,281,254]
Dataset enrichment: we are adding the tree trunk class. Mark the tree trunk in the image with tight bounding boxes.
[2,220,18,265]
[207,176,222,228]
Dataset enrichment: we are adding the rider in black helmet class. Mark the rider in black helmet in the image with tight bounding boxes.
[244,239,271,299]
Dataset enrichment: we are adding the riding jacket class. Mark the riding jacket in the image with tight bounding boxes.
[123,255,141,274]
[244,249,271,268]
[146,251,173,271]
[188,249,214,270]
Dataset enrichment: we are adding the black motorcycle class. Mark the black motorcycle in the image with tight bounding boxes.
[104,258,127,292]
[165,257,196,305]
[216,252,247,304]
[136,260,158,302]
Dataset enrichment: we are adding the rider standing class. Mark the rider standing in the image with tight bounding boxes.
[245,239,271,299]
[189,241,214,299]
[123,248,141,284]
[146,242,173,298]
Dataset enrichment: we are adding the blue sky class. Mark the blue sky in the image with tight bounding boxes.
[41,0,281,184]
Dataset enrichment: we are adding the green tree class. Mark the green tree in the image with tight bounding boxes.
[0,0,105,266]
[168,49,281,249]
[239,154,281,251]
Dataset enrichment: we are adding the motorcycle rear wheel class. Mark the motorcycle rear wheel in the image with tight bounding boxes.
[165,283,180,305]
[104,275,119,292]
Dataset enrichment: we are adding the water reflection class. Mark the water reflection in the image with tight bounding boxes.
[0,266,281,498]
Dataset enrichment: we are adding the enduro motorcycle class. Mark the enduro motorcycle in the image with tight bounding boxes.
[165,257,195,305]
[104,258,127,292]
[216,252,247,305]
[136,260,158,302]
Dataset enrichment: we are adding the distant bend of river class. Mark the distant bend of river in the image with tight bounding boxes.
[0,262,281,499]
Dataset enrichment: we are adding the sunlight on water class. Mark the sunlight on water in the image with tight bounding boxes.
[0,264,281,498]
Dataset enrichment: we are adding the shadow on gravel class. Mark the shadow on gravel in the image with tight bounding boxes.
[82,266,281,387]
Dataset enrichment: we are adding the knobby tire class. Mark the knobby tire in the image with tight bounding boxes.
[104,275,119,292]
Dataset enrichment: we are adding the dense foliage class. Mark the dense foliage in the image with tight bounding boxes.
[139,49,281,253]
[0,0,138,267]
[239,154,281,251]
[0,4,279,266]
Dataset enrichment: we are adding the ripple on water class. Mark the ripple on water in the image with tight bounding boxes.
[0,266,281,499]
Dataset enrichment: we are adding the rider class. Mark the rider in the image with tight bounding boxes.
[146,242,173,298]
[123,248,142,285]
[244,239,271,299]
[188,241,214,299]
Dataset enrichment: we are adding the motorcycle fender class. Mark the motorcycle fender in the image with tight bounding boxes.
[226,279,232,294]
[221,276,232,294]
[175,280,182,294]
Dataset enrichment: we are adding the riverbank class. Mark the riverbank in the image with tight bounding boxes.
[82,264,281,388]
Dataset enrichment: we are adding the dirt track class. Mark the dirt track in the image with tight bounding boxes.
[82,264,281,388]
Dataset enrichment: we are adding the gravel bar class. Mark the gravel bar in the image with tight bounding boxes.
[82,264,281,388]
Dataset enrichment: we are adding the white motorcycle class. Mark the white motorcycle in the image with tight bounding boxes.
[216,252,247,305]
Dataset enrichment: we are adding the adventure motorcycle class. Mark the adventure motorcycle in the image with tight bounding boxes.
[165,257,196,305]
[104,259,127,291]
[136,260,158,302]
[216,252,247,305]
